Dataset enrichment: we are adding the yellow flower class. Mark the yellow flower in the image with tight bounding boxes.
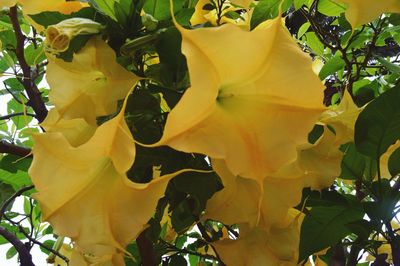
[151,16,325,184]
[45,18,103,53]
[212,210,302,266]
[339,0,400,29]
[0,0,16,8]
[320,91,361,146]
[203,159,262,227]
[297,126,344,190]
[29,95,187,262]
[205,126,343,228]
[46,37,139,124]
[41,108,96,147]
[17,0,87,15]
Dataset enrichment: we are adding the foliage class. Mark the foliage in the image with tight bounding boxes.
[1,0,400,265]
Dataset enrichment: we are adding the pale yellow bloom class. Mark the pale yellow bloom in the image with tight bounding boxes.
[41,108,96,147]
[0,0,16,8]
[29,96,186,262]
[46,37,139,124]
[45,18,103,53]
[205,126,343,228]
[320,91,361,146]
[339,0,400,28]
[379,140,400,179]
[18,0,87,15]
[212,210,301,266]
[152,17,325,184]
[204,159,261,227]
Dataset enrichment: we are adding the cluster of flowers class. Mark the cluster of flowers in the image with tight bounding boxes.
[3,0,400,265]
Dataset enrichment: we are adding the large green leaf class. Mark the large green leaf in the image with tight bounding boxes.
[339,143,366,180]
[355,86,400,159]
[299,205,363,262]
[250,0,281,30]
[319,55,345,80]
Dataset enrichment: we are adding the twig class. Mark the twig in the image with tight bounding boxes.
[0,185,34,222]
[136,229,158,265]
[0,226,34,266]
[0,112,36,120]
[4,215,69,264]
[0,140,32,157]
[8,6,47,122]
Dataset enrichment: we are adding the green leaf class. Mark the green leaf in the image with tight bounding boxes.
[388,147,400,176]
[308,124,324,144]
[169,255,187,266]
[297,22,310,38]
[299,205,363,262]
[355,86,400,159]
[0,183,14,208]
[339,143,366,180]
[29,7,96,27]
[89,0,117,20]
[6,246,17,259]
[250,0,281,30]
[364,180,400,223]
[305,32,324,56]
[294,0,310,10]
[377,56,400,74]
[24,44,46,66]
[0,169,32,191]
[317,0,346,17]
[143,0,185,21]
[319,55,345,80]
[40,240,56,255]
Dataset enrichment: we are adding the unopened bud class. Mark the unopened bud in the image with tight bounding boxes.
[45,18,103,53]
[141,13,158,31]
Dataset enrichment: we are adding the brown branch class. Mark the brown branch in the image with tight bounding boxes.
[0,140,31,157]
[137,229,158,266]
[0,226,35,266]
[0,112,36,120]
[0,185,34,222]
[8,6,47,123]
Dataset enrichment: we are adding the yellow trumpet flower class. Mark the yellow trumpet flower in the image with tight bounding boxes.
[152,17,325,184]
[46,37,140,124]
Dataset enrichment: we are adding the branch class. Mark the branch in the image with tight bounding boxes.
[8,6,47,123]
[0,112,36,120]
[0,185,34,222]
[136,229,158,265]
[0,226,35,266]
[0,140,32,157]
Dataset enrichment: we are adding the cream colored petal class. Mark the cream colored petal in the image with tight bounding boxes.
[297,127,343,190]
[380,140,400,179]
[29,97,182,260]
[213,211,301,266]
[158,18,325,182]
[320,91,361,145]
[1,0,16,8]
[204,159,261,226]
[18,0,87,15]
[46,37,139,123]
[260,171,304,227]
[41,108,96,147]
[190,0,210,25]
[340,0,400,28]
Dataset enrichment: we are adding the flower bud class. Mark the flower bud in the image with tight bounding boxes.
[45,18,103,53]
[141,13,158,31]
